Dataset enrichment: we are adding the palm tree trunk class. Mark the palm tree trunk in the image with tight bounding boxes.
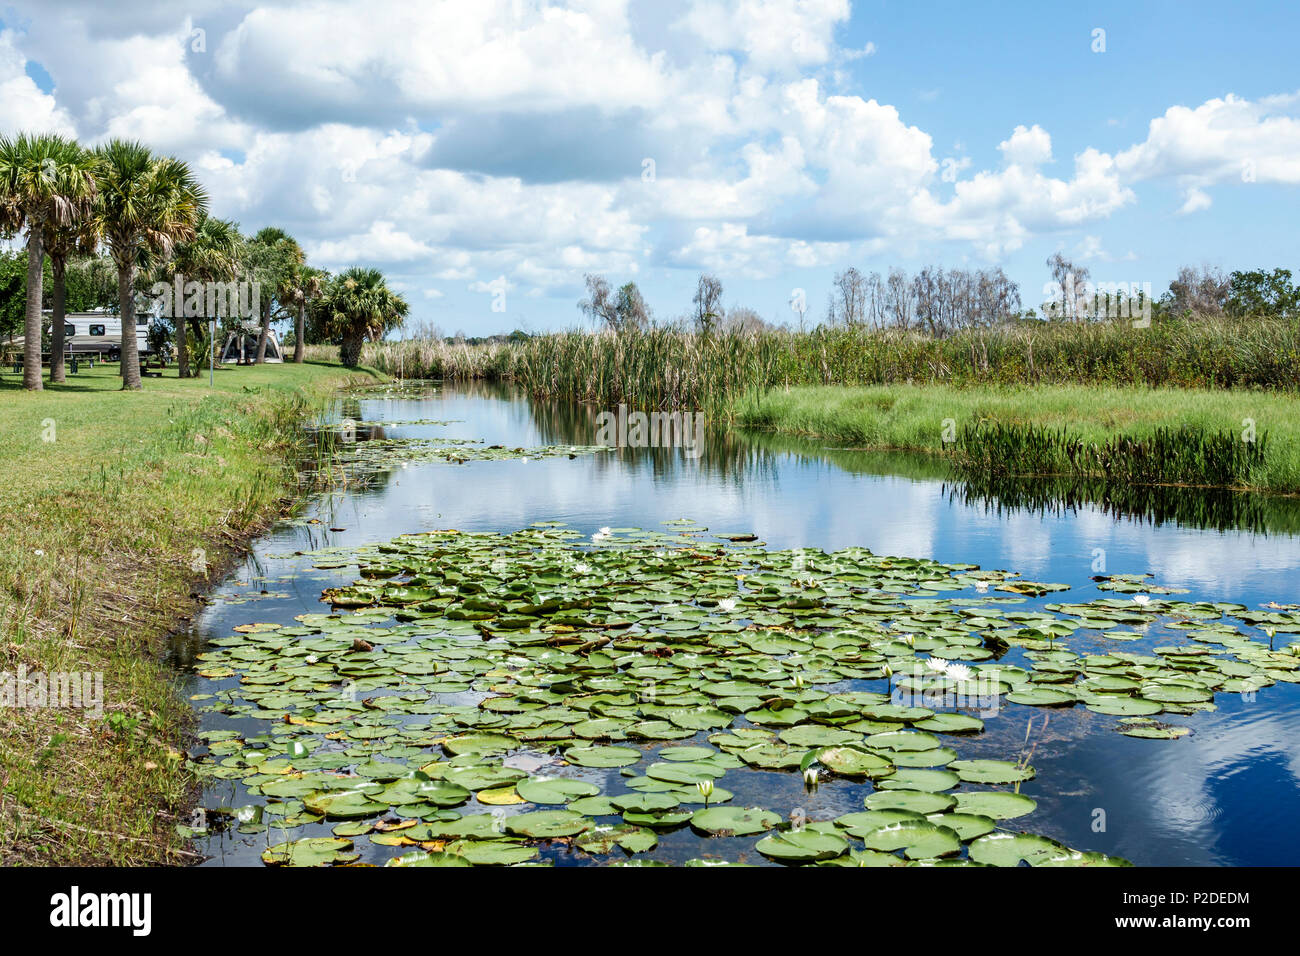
[118,260,142,390]
[22,223,44,391]
[341,330,363,367]
[294,301,305,363]
[176,297,189,378]
[255,299,270,363]
[50,255,67,384]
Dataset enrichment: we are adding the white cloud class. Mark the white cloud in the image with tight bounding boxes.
[676,0,850,71]
[2,2,1298,312]
[1117,92,1300,186]
[999,124,1053,167]
[1114,91,1300,215]
[213,0,677,120]
[0,30,76,137]
[1178,187,1213,215]
[308,221,437,267]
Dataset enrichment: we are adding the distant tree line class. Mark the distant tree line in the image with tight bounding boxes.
[577,256,1300,340]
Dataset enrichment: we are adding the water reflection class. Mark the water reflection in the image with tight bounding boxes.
[523,394,1300,535]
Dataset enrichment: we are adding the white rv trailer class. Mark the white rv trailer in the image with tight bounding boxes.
[7,311,152,360]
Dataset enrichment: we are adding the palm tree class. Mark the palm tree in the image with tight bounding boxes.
[43,191,102,383]
[167,213,243,377]
[321,266,409,366]
[0,133,97,390]
[92,140,207,390]
[285,264,325,363]
[245,226,303,363]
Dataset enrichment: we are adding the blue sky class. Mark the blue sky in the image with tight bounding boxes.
[1,0,1297,335]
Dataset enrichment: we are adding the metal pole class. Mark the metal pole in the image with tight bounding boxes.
[209,318,215,386]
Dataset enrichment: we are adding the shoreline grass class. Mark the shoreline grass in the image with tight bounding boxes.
[0,359,382,865]
[731,383,1300,495]
[354,316,1300,417]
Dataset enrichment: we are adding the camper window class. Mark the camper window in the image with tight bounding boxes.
[64,324,75,337]
[89,324,105,336]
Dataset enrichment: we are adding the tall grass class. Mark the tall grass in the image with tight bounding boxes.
[731,383,1300,494]
[357,315,1300,415]
[953,421,1268,488]
[0,360,378,864]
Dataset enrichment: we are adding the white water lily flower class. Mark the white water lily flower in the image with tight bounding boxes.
[926,657,950,674]
[974,580,989,592]
[802,767,819,787]
[573,563,590,574]
[696,780,714,798]
[599,527,611,535]
[1133,594,1151,605]
[717,598,737,613]
[945,663,974,682]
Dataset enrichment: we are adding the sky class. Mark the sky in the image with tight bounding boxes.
[1,0,1298,336]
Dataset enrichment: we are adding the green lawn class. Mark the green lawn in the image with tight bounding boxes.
[0,358,382,864]
[732,384,1300,494]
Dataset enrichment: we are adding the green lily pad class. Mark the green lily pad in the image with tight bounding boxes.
[690,806,781,836]
[948,759,1035,785]
[503,809,592,839]
[515,776,602,804]
[756,827,850,862]
[261,837,357,866]
[952,790,1038,820]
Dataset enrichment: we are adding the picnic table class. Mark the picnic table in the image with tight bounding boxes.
[9,352,97,374]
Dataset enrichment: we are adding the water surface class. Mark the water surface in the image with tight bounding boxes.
[181,383,1300,866]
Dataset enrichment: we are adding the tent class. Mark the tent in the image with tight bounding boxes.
[219,320,283,364]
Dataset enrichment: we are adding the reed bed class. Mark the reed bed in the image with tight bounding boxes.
[354,315,1300,416]
[953,422,1269,488]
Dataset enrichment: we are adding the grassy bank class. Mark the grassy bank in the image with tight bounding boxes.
[356,316,1300,415]
[0,359,382,864]
[732,384,1300,494]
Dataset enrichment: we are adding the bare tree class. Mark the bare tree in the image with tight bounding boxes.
[829,266,867,326]
[885,268,915,329]
[692,273,724,333]
[614,281,651,331]
[579,273,618,329]
[721,305,769,334]
[909,265,1022,334]
[1045,252,1090,321]
[912,266,939,334]
[864,271,886,329]
[579,273,651,332]
[975,266,1020,326]
[1166,264,1229,316]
